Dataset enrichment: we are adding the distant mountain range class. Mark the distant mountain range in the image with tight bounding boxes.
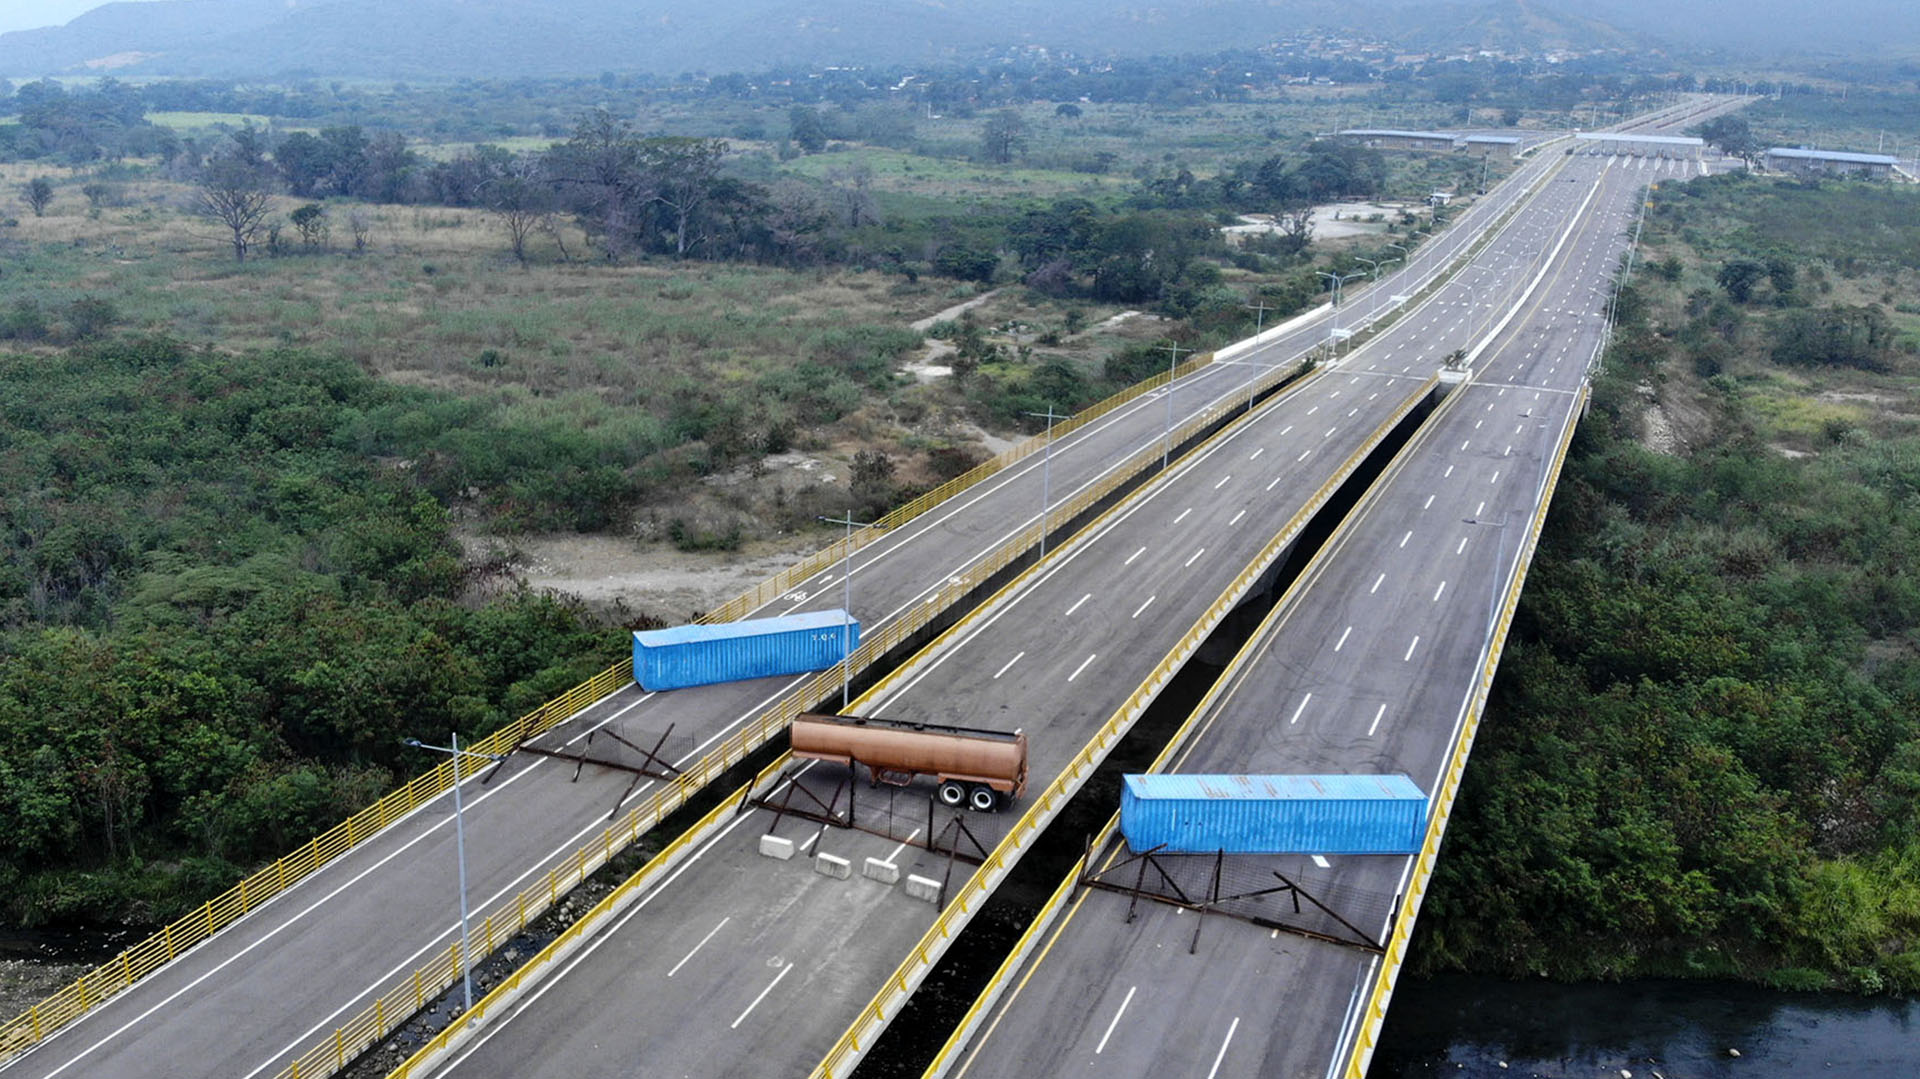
[0,0,1903,82]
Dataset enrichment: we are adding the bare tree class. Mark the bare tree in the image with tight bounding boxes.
[1276,203,1315,255]
[640,136,727,258]
[824,162,878,228]
[764,180,831,266]
[23,177,53,217]
[550,109,649,262]
[980,109,1028,165]
[194,152,273,261]
[487,160,552,266]
[347,210,372,254]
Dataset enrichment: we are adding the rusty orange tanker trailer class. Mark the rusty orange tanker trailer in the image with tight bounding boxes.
[791,712,1027,812]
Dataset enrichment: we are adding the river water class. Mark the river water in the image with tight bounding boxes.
[1372,975,1919,1078]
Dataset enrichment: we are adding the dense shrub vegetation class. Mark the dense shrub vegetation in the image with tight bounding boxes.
[1419,173,1920,993]
[0,338,621,924]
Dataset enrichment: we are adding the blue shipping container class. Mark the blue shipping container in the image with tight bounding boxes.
[1119,774,1427,855]
[632,610,860,691]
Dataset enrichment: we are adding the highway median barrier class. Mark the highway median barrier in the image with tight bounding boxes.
[811,376,1440,1079]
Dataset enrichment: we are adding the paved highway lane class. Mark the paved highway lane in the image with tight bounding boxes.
[407,141,1636,1079]
[946,155,1668,1079]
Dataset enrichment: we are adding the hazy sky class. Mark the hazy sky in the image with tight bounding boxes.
[0,0,162,37]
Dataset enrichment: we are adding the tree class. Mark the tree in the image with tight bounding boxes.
[1698,115,1761,167]
[23,177,53,216]
[1716,259,1768,304]
[1275,204,1314,256]
[274,131,332,198]
[980,109,1028,165]
[849,449,896,516]
[487,160,553,266]
[194,146,274,262]
[289,203,327,248]
[824,162,877,228]
[762,181,832,266]
[1765,256,1797,300]
[788,106,827,154]
[550,109,647,261]
[638,136,728,258]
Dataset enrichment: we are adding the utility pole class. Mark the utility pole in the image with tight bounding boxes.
[403,734,508,1015]
[817,513,887,709]
[1023,405,1065,556]
[1157,342,1194,470]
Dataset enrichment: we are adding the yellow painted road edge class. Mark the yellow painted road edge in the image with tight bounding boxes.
[1340,383,1587,1078]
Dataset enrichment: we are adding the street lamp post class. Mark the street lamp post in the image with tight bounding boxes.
[1316,270,1367,360]
[1463,515,1513,632]
[1023,405,1065,557]
[1352,257,1382,327]
[1157,342,1194,470]
[818,513,887,709]
[403,733,507,1015]
[1244,296,1274,337]
[1243,297,1277,409]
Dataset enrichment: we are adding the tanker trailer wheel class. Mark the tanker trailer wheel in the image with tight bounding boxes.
[937,780,967,807]
[968,785,999,813]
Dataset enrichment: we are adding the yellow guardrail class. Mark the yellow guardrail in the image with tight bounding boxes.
[814,376,1440,1078]
[0,343,1241,1068]
[1341,384,1587,1078]
[0,659,631,1066]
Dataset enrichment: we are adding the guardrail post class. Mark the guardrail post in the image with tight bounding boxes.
[334,1027,344,1067]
